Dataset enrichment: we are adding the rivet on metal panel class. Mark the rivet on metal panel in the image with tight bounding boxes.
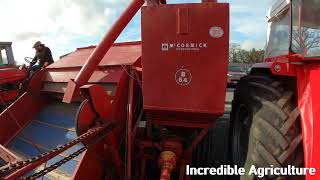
[177,8,189,35]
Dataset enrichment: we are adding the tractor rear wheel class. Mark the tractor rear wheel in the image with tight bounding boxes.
[230,75,304,179]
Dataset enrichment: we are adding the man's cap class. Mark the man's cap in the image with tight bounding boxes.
[33,41,42,48]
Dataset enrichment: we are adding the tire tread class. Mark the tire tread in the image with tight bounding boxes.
[232,75,303,180]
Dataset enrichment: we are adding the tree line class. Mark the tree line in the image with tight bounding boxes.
[229,43,265,64]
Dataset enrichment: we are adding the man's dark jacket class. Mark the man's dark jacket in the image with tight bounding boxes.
[31,46,54,67]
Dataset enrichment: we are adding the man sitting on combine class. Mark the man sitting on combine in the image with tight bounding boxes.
[29,41,54,73]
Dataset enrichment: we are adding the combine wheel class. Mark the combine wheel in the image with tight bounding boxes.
[230,76,304,179]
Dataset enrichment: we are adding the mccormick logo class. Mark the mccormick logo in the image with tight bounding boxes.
[161,42,208,51]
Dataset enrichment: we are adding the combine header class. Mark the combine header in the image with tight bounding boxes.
[0,0,229,179]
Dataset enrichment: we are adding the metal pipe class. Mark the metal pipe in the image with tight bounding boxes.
[126,69,134,179]
[74,0,144,87]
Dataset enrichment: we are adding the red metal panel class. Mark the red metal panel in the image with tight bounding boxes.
[72,150,105,180]
[43,67,124,83]
[80,85,113,121]
[264,55,289,63]
[47,42,141,69]
[0,66,26,84]
[0,93,48,145]
[0,90,20,102]
[177,8,189,35]
[296,64,320,180]
[142,3,229,115]
[112,72,129,126]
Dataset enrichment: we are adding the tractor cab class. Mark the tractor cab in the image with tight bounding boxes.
[0,42,27,106]
[0,42,15,66]
[265,0,320,59]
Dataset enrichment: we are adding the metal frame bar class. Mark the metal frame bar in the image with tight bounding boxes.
[126,68,135,178]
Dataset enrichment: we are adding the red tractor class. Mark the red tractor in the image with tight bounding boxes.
[230,0,320,179]
[0,42,27,108]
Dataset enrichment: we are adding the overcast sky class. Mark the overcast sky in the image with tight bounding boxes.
[0,0,276,64]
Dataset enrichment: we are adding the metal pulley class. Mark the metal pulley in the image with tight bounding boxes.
[75,84,114,144]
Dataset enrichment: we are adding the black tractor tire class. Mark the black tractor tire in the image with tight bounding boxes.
[191,115,231,180]
[230,75,304,180]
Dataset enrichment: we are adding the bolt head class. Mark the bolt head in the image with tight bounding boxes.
[274,64,281,72]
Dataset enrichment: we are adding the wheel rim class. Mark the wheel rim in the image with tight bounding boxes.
[232,104,252,166]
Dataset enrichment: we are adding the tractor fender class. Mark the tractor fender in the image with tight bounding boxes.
[296,64,320,180]
[250,61,320,180]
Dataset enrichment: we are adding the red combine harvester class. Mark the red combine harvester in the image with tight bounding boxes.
[0,0,229,179]
[230,0,320,179]
[0,42,27,108]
